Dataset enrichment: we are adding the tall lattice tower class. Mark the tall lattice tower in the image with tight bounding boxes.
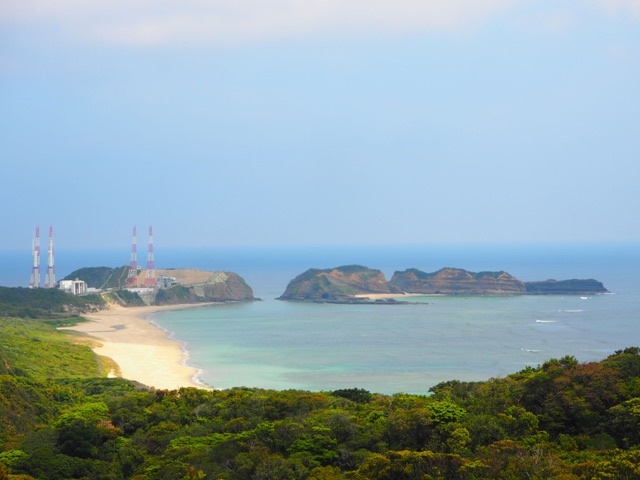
[44,225,56,288]
[126,226,138,288]
[144,225,156,288]
[29,226,41,288]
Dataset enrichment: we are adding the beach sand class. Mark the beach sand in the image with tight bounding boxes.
[61,304,214,390]
[352,293,437,299]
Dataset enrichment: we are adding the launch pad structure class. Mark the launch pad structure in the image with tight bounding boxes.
[125,225,156,290]
[44,225,56,289]
[29,225,55,289]
[29,226,41,288]
[29,224,157,291]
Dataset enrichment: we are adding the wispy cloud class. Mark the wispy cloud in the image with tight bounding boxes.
[595,0,640,16]
[1,0,521,47]
[539,8,578,33]
[2,0,639,48]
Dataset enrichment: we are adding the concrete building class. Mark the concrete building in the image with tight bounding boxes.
[157,275,178,289]
[59,279,88,295]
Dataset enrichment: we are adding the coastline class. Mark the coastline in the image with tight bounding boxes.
[61,303,216,390]
[353,293,443,299]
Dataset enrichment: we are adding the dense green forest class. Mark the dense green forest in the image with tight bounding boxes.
[0,286,148,319]
[0,316,639,479]
[0,287,105,319]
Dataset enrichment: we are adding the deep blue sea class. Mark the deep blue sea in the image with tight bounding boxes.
[1,243,638,394]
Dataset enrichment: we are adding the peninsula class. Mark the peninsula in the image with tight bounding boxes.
[2,267,257,389]
[64,266,256,306]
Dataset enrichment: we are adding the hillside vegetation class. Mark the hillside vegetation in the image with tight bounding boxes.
[63,266,129,290]
[0,314,639,478]
[279,265,400,302]
[0,287,105,319]
[0,318,109,380]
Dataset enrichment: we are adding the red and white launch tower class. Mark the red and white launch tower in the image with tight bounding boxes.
[126,226,138,288]
[44,225,56,288]
[144,225,156,288]
[29,226,41,288]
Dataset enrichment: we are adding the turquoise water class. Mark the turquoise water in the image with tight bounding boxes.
[153,291,639,394]
[2,243,638,394]
[147,243,640,394]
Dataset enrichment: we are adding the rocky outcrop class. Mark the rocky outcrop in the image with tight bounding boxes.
[153,270,255,305]
[280,265,610,302]
[278,265,401,303]
[390,268,527,295]
[524,279,608,295]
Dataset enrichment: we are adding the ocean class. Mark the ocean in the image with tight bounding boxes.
[1,243,638,394]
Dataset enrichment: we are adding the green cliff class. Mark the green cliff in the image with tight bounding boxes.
[278,265,401,303]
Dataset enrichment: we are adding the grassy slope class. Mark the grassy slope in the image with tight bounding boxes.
[0,318,110,380]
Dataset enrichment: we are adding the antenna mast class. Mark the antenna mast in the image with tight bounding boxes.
[44,225,56,288]
[29,225,41,288]
[144,225,156,288]
[126,226,138,288]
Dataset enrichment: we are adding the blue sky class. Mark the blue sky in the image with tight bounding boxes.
[1,1,639,250]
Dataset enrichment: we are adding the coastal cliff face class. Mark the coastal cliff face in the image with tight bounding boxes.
[524,279,608,295]
[390,268,527,295]
[153,270,255,305]
[280,265,610,302]
[278,265,400,303]
[65,267,256,306]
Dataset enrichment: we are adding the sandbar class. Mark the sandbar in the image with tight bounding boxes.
[352,293,439,300]
[61,303,214,390]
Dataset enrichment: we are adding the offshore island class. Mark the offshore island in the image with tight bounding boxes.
[278,265,609,303]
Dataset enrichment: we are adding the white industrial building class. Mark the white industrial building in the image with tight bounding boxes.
[59,279,88,295]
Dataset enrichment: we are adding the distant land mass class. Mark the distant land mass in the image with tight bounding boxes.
[279,265,608,303]
[152,269,255,305]
[278,265,402,304]
[391,268,526,295]
[64,267,256,306]
[524,278,610,295]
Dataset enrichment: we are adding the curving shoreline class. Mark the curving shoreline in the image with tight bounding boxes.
[60,303,216,390]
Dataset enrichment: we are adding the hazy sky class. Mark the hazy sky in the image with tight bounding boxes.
[1,0,639,250]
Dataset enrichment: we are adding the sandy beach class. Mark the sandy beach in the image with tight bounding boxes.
[352,293,438,299]
[61,303,214,390]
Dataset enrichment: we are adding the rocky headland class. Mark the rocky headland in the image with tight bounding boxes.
[278,265,403,304]
[151,269,256,305]
[279,265,609,303]
[390,268,526,295]
[65,267,256,306]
